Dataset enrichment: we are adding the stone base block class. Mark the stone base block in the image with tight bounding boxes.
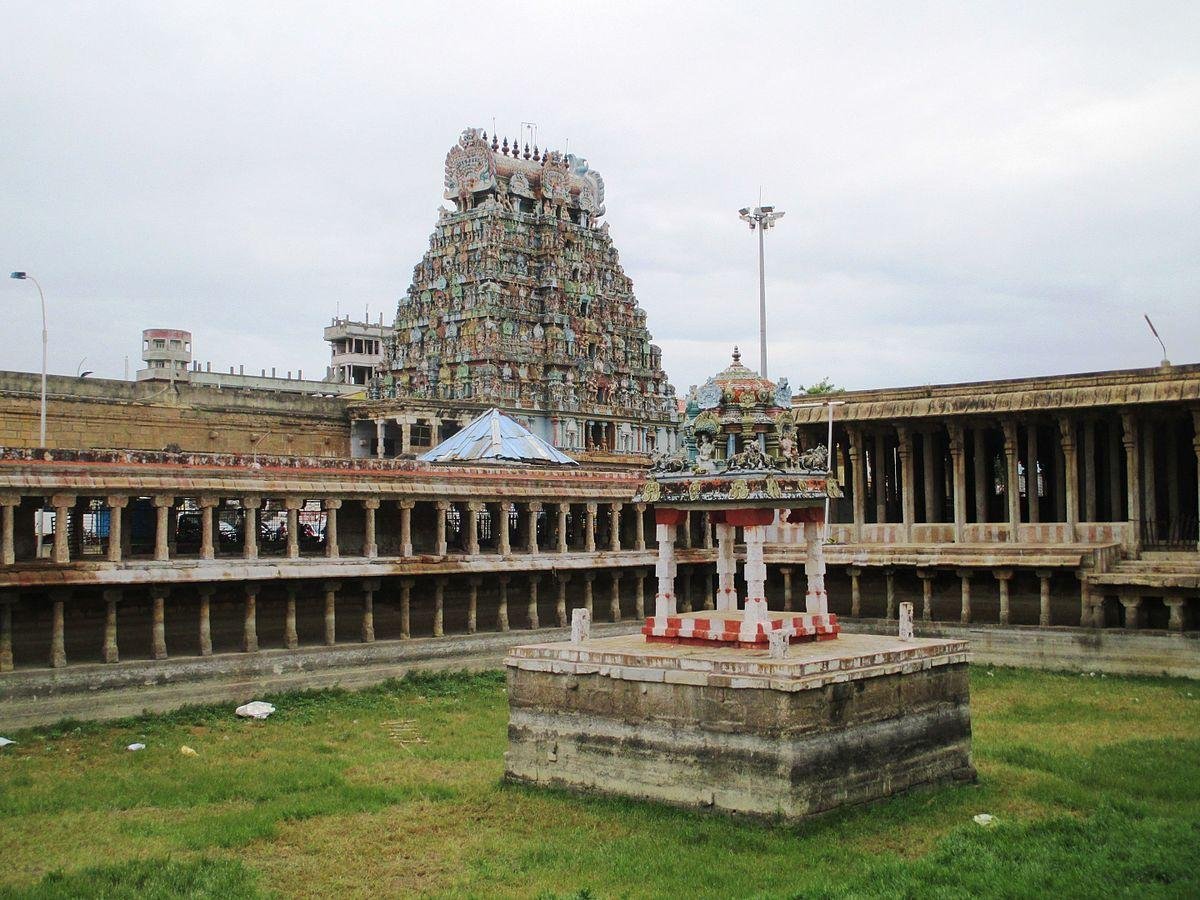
[642,609,839,647]
[504,632,976,821]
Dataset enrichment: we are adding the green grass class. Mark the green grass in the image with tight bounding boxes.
[1,667,1198,898]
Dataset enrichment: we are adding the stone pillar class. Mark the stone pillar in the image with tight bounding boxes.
[433,502,449,556]
[1164,595,1186,633]
[243,585,259,652]
[0,495,16,567]
[1076,573,1096,628]
[973,426,988,523]
[883,568,896,620]
[634,569,646,618]
[198,496,219,560]
[433,577,445,637]
[742,525,770,636]
[948,423,966,542]
[104,495,128,563]
[49,589,68,667]
[1025,423,1039,524]
[1118,591,1141,630]
[584,503,597,553]
[525,502,541,554]
[324,499,342,559]
[241,497,261,561]
[609,503,623,552]
[197,586,214,656]
[714,522,737,611]
[374,417,386,459]
[0,593,13,672]
[556,572,570,627]
[285,497,301,559]
[922,431,938,523]
[283,584,298,650]
[956,570,972,625]
[608,571,622,622]
[779,566,793,612]
[634,503,646,551]
[1035,569,1052,627]
[1057,416,1079,536]
[1120,411,1142,552]
[528,574,542,629]
[1142,419,1158,539]
[150,586,168,660]
[465,502,482,556]
[846,567,862,617]
[1002,420,1020,533]
[399,501,415,557]
[917,569,935,622]
[497,574,510,631]
[1108,421,1123,522]
[1082,419,1097,522]
[399,419,411,455]
[150,495,173,562]
[556,503,570,553]
[362,499,379,559]
[701,512,713,550]
[873,432,888,523]
[360,578,378,642]
[494,502,512,557]
[848,428,866,541]
[102,588,121,663]
[583,571,595,617]
[802,522,827,615]
[995,570,1013,625]
[896,426,916,539]
[654,522,678,617]
[399,577,412,639]
[466,576,480,633]
[322,581,339,645]
[51,494,75,564]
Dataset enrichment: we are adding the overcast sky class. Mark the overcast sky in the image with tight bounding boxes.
[3,2,1198,393]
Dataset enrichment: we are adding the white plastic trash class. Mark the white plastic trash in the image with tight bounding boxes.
[0,737,14,748]
[973,813,996,827]
[126,743,146,751]
[235,701,276,719]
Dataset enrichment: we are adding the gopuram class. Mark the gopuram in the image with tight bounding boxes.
[505,352,977,821]
[351,128,678,460]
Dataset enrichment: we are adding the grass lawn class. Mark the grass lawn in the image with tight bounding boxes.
[1,666,1198,898]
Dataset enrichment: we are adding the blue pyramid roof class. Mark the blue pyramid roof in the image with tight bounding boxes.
[418,408,578,466]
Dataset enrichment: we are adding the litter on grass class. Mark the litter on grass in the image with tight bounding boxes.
[0,737,14,748]
[126,743,145,751]
[235,701,276,719]
[973,814,996,827]
[179,745,198,757]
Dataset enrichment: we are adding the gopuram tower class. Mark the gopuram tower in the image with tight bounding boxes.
[350,128,678,460]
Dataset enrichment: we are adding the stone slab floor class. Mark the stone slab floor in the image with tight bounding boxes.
[0,667,1197,898]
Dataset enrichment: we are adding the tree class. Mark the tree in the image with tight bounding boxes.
[802,377,844,395]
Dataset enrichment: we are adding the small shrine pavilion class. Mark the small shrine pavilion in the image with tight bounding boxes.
[633,349,843,649]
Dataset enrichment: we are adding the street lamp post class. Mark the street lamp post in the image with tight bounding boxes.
[9,272,47,447]
[737,206,785,379]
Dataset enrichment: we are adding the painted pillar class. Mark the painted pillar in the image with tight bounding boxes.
[197,586,214,656]
[654,522,678,617]
[362,499,380,559]
[375,418,386,459]
[714,522,737,611]
[322,580,339,645]
[803,521,828,615]
[102,588,121,663]
[741,525,770,639]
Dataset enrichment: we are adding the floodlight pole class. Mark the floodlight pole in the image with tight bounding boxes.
[10,271,48,557]
[738,206,785,379]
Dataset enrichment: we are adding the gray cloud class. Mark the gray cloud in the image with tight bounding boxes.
[2,1,1197,392]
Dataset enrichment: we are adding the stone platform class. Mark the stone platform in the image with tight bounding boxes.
[504,631,976,821]
[642,609,839,647]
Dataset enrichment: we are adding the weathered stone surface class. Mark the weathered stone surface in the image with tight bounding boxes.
[504,633,975,821]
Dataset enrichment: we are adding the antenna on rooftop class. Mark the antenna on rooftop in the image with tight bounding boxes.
[1144,314,1170,367]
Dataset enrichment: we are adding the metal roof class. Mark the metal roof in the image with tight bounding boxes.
[418,408,578,466]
